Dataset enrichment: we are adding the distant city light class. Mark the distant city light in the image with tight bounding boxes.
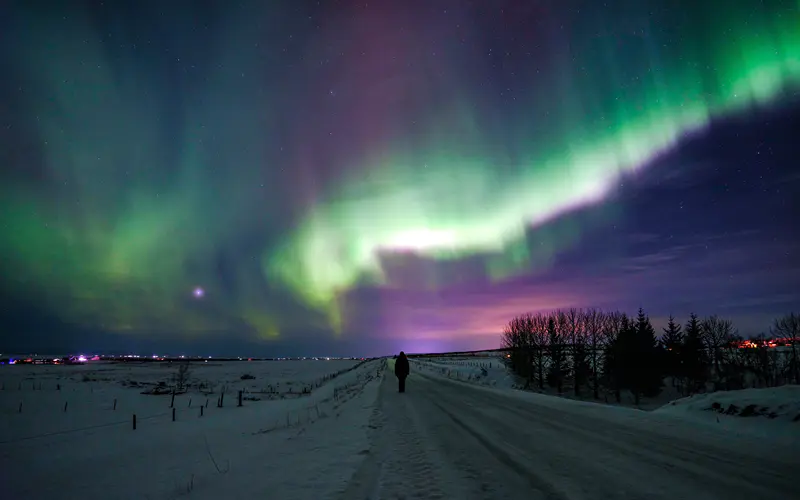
[193,287,205,298]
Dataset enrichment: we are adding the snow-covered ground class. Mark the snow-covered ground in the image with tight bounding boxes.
[409,356,517,389]
[411,356,710,412]
[1,359,383,499]
[411,355,800,429]
[0,359,366,444]
[655,385,800,428]
[355,361,797,499]
[2,358,797,499]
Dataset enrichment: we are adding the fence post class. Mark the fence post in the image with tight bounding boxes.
[172,408,176,422]
[133,414,137,430]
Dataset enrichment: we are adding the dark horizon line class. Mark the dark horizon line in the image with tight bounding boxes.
[0,347,510,360]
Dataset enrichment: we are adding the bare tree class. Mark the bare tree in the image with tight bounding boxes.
[772,313,800,384]
[174,362,191,392]
[567,308,589,396]
[547,311,570,393]
[585,308,604,399]
[701,315,736,388]
[530,313,548,390]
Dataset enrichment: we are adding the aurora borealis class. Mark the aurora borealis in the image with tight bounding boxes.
[1,1,799,356]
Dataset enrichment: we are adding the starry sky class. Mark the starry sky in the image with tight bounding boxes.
[1,0,799,357]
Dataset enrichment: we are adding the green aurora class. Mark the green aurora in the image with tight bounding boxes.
[267,5,800,328]
[1,2,799,340]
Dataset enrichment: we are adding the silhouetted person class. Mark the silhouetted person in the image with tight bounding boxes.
[395,351,410,393]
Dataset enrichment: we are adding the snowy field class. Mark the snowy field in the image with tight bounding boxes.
[0,359,366,442]
[0,359,383,499]
[2,357,797,499]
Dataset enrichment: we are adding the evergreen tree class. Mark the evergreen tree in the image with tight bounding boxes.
[661,314,684,386]
[634,308,663,400]
[661,315,684,349]
[614,309,663,405]
[572,341,591,396]
[614,313,638,401]
[601,313,625,403]
[602,338,619,402]
[681,313,708,394]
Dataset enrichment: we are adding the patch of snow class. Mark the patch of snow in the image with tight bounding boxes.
[409,356,517,389]
[655,385,800,428]
[0,359,385,499]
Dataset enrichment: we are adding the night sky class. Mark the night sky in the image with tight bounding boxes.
[1,1,798,357]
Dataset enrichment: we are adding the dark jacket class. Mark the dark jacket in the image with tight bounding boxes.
[395,351,410,378]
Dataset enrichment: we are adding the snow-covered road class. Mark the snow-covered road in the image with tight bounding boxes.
[341,367,797,500]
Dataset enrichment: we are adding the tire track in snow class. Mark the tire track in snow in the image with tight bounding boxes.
[371,373,451,499]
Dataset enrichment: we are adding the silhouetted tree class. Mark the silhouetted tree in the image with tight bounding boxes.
[547,315,568,393]
[602,311,623,403]
[567,308,590,396]
[501,317,524,373]
[585,308,604,399]
[616,313,637,393]
[660,314,684,390]
[174,362,191,392]
[531,314,548,389]
[771,313,800,384]
[631,308,663,403]
[681,313,708,394]
[612,309,663,405]
[701,315,736,389]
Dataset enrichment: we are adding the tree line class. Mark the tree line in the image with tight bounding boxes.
[501,308,799,404]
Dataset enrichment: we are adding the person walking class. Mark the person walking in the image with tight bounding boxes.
[395,351,410,393]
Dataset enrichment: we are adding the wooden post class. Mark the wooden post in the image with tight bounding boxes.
[64,402,68,413]
[113,398,117,410]
[172,408,176,422]
[205,398,209,408]
[238,390,243,407]
[188,398,192,408]
[170,392,175,408]
[18,401,22,413]
[133,414,137,430]
[200,405,204,417]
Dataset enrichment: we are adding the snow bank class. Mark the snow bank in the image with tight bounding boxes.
[655,385,800,424]
[409,356,517,389]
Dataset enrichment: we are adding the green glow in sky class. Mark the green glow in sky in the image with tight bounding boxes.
[267,6,800,323]
[1,2,798,339]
